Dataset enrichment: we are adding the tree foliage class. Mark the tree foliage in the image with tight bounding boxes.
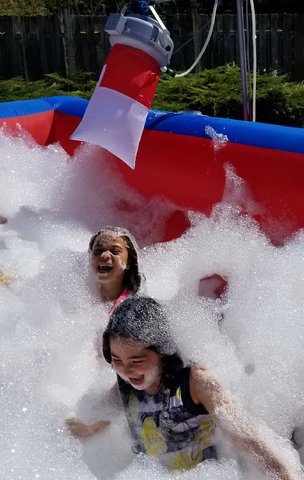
[0,0,47,15]
[44,0,108,15]
[0,0,121,16]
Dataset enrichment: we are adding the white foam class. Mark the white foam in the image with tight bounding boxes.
[1,127,304,479]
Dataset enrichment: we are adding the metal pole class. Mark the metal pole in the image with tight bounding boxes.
[236,0,250,121]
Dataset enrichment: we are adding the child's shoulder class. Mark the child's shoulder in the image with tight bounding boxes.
[190,366,222,396]
[171,366,211,415]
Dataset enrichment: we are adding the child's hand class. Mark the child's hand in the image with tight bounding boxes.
[65,417,110,437]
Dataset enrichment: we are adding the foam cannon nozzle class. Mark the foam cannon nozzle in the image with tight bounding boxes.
[71,1,174,169]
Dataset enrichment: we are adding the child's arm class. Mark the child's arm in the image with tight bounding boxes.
[190,366,302,480]
[65,418,110,437]
[66,381,121,438]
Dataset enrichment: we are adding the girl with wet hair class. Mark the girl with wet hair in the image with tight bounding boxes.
[89,225,142,359]
[67,296,299,478]
[88,226,142,308]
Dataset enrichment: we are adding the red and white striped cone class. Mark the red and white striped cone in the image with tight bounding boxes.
[71,43,160,169]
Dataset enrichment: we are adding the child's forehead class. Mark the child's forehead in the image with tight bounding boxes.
[93,234,127,248]
[110,338,147,354]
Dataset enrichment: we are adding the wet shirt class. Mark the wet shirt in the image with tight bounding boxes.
[118,367,216,470]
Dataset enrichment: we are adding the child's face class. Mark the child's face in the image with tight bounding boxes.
[90,235,129,287]
[110,339,163,395]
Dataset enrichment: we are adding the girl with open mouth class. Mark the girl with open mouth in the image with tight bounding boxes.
[66,296,300,478]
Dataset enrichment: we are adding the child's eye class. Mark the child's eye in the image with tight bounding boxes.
[92,249,103,256]
[112,358,121,365]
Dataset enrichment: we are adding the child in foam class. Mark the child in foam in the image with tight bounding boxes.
[88,226,142,311]
[66,296,300,478]
[89,226,142,359]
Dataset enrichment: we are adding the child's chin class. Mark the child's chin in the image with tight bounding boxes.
[129,378,147,390]
[132,383,147,391]
[117,373,146,389]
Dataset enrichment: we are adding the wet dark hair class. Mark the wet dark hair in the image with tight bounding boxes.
[102,296,184,380]
[88,226,141,294]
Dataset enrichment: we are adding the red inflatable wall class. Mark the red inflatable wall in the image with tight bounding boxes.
[1,96,304,244]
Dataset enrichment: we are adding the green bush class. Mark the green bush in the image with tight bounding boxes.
[1,65,304,127]
[153,65,304,127]
[0,72,96,102]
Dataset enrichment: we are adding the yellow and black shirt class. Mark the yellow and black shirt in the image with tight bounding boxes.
[117,367,217,470]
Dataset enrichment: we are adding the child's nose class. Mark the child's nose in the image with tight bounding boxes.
[100,250,111,259]
[122,364,134,376]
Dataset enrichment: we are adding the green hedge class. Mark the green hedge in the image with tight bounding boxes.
[1,66,304,127]
[0,72,96,102]
[153,65,304,127]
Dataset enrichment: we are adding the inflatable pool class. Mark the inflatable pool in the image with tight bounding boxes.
[2,94,304,480]
[1,95,304,243]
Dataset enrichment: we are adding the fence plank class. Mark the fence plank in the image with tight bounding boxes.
[217,14,236,66]
[167,14,195,72]
[0,17,14,78]
[270,13,280,73]
[282,14,294,77]
[0,14,303,81]
[74,15,108,74]
[257,14,270,73]
[294,14,304,81]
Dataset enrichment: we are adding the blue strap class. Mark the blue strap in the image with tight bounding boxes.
[127,1,150,15]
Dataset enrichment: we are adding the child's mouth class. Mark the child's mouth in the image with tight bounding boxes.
[129,375,144,386]
[98,265,113,273]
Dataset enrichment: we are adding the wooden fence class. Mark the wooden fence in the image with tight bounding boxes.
[0,13,303,81]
